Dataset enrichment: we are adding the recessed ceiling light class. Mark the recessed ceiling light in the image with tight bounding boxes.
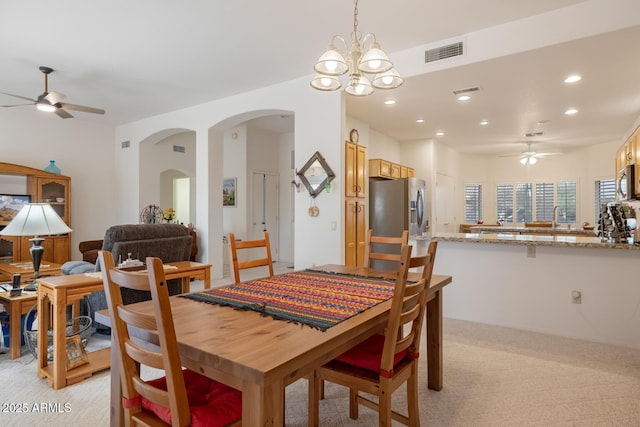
[457,95,471,101]
[564,75,582,83]
[384,99,396,105]
[416,118,425,123]
[565,108,578,115]
[479,120,489,126]
[435,131,445,136]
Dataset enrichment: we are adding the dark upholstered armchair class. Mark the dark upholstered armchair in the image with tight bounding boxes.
[61,224,195,332]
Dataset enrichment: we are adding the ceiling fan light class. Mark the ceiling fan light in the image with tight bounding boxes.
[310,74,341,91]
[529,156,537,164]
[314,46,348,76]
[36,102,56,112]
[358,42,393,74]
[372,68,404,89]
[345,74,373,96]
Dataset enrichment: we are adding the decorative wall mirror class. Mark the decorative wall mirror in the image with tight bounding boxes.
[297,151,335,198]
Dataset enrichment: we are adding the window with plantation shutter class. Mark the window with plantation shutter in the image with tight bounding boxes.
[595,179,616,219]
[556,181,577,223]
[465,184,482,222]
[535,183,554,221]
[515,183,533,222]
[497,184,513,223]
[494,180,577,225]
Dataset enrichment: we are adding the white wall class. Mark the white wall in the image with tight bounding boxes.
[278,132,295,263]
[114,77,343,279]
[0,107,116,259]
[222,126,248,238]
[140,131,196,221]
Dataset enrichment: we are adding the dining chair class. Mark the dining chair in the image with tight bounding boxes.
[309,240,438,427]
[99,251,242,427]
[228,231,274,284]
[363,229,409,268]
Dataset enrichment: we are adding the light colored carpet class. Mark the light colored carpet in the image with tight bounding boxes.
[1,271,639,426]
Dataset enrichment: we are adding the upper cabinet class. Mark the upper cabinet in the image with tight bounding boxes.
[369,158,414,180]
[29,176,71,225]
[345,141,366,199]
[614,125,640,199]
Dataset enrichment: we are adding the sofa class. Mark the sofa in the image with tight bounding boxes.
[61,223,194,332]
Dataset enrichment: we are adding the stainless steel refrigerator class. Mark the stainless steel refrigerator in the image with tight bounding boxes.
[369,177,427,269]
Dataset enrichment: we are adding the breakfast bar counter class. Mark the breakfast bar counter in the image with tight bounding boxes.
[434,232,640,251]
[430,232,640,349]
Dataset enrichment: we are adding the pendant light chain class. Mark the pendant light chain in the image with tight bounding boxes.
[351,0,360,43]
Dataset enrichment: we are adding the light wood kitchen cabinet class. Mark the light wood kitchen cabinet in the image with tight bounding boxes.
[390,162,401,179]
[369,158,414,179]
[345,199,366,267]
[345,141,367,266]
[400,164,415,177]
[345,141,367,199]
[368,158,392,179]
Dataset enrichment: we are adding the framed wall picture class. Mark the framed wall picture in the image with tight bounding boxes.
[66,335,89,370]
[223,177,237,207]
[0,194,31,226]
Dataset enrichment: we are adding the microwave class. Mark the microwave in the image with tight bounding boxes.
[617,164,635,201]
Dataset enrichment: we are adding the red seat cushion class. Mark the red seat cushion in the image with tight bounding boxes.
[141,369,241,427]
[335,333,408,374]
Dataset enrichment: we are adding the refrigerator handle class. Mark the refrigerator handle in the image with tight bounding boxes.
[416,190,424,229]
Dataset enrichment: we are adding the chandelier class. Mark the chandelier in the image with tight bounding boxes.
[310,0,403,96]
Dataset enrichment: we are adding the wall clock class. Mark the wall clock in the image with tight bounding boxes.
[349,128,359,143]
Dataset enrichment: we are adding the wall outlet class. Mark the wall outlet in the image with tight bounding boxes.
[572,290,582,304]
[527,245,536,258]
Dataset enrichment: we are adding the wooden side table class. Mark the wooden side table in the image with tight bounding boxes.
[35,261,211,389]
[0,290,37,359]
[36,274,110,389]
[0,261,62,283]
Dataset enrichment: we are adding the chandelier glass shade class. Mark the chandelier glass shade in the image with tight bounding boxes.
[310,0,403,96]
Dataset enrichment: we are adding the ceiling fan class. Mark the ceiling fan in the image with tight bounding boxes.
[0,66,105,119]
[500,142,562,165]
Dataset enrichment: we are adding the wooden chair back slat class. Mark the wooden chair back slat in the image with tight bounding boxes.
[363,229,409,267]
[228,231,274,284]
[99,250,192,426]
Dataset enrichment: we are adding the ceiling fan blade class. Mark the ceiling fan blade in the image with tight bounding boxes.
[59,102,105,115]
[44,91,66,105]
[1,103,34,108]
[54,108,73,119]
[535,152,563,157]
[0,91,37,103]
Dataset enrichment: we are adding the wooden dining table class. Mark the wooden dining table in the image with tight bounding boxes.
[96,264,452,426]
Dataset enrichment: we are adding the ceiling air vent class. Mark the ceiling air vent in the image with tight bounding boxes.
[425,41,464,63]
[121,140,130,149]
[453,87,480,96]
[525,132,544,138]
[173,145,185,153]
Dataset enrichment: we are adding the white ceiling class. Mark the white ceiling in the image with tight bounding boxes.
[1,0,639,156]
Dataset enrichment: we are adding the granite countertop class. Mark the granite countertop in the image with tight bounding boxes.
[433,232,640,250]
[469,225,595,235]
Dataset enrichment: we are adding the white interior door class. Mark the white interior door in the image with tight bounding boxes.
[435,173,456,233]
[251,172,279,261]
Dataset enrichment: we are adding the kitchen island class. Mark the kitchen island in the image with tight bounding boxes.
[431,232,640,349]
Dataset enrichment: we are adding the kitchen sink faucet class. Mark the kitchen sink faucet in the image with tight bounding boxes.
[553,206,564,228]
